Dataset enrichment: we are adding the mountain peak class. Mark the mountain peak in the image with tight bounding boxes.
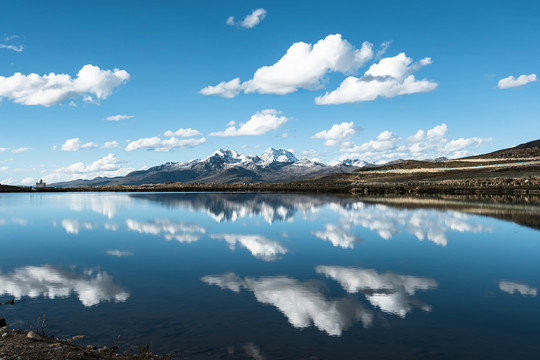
[260,148,298,166]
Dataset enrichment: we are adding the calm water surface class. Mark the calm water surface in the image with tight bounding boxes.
[0,192,539,359]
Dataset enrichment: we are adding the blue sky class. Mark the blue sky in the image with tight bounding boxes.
[1,0,539,184]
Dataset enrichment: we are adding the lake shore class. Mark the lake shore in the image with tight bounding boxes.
[0,323,169,360]
[1,176,540,196]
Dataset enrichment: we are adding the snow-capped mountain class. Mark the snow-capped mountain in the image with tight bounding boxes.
[51,148,365,187]
[259,147,298,166]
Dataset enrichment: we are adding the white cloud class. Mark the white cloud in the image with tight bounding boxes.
[210,233,287,261]
[106,114,134,121]
[201,34,373,97]
[43,153,134,183]
[0,148,8,152]
[342,130,399,154]
[0,44,23,52]
[0,166,7,171]
[200,78,243,98]
[312,122,356,146]
[163,128,202,137]
[210,109,287,136]
[227,8,266,29]
[202,273,373,336]
[59,138,98,151]
[497,74,537,89]
[0,35,23,52]
[125,136,206,152]
[316,53,437,104]
[444,137,487,152]
[375,40,392,60]
[0,64,129,106]
[11,147,30,153]
[499,281,537,296]
[103,140,119,148]
[0,265,129,307]
[335,123,490,163]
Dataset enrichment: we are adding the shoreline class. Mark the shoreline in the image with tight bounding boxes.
[1,177,540,196]
[0,322,169,360]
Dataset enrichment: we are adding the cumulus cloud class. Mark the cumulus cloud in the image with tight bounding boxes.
[125,136,206,152]
[210,109,287,136]
[499,281,537,296]
[0,64,129,106]
[498,74,537,89]
[311,122,357,146]
[315,53,437,104]
[163,128,202,137]
[342,130,399,154]
[201,34,373,97]
[227,8,267,28]
[202,273,373,336]
[443,137,485,152]
[103,140,119,148]
[106,114,134,121]
[333,123,491,163]
[210,233,287,261]
[0,265,129,307]
[126,218,206,243]
[316,266,437,317]
[43,153,134,183]
[59,138,98,151]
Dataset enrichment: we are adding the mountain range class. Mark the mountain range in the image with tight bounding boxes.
[52,148,367,187]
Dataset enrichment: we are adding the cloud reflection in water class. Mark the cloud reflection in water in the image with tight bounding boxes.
[126,219,206,243]
[210,234,287,261]
[316,266,437,317]
[201,273,373,336]
[499,281,537,297]
[323,202,491,246]
[0,265,129,306]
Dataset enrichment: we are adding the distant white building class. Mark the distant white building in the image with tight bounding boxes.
[36,179,46,188]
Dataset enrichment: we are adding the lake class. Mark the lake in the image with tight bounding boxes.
[0,192,539,359]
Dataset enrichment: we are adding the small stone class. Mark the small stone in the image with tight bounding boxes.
[72,335,86,341]
[1,334,7,338]
[86,345,96,350]
[26,331,42,340]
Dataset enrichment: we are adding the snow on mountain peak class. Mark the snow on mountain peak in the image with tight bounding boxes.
[341,159,367,167]
[260,147,298,166]
[209,149,251,164]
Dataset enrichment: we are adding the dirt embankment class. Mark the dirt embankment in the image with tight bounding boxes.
[0,320,168,360]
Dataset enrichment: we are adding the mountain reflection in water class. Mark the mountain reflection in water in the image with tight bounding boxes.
[131,193,496,247]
